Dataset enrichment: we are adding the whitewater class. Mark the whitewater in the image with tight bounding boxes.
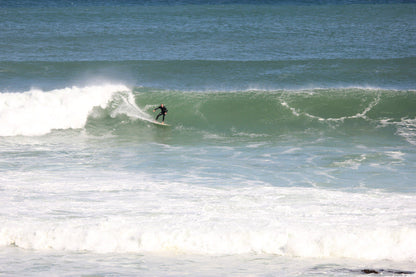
[1,84,415,276]
[1,1,416,276]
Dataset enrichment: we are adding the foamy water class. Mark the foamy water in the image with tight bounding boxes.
[0,84,129,136]
[1,85,415,277]
[1,169,415,260]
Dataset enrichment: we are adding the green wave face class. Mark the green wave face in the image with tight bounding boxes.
[85,87,416,146]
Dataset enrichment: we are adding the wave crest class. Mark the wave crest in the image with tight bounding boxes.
[0,84,129,136]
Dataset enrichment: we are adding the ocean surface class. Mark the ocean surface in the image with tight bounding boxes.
[1,0,416,276]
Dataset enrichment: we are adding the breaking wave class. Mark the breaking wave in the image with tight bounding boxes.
[1,184,415,261]
[0,84,129,136]
[1,85,415,144]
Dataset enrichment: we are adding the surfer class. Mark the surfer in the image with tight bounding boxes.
[153,104,168,124]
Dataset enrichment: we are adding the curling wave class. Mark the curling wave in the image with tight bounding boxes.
[0,84,130,136]
[1,86,415,145]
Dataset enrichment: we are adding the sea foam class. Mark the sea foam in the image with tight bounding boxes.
[0,84,129,136]
[1,208,415,261]
[1,176,415,261]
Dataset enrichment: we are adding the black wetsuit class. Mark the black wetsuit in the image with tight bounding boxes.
[155,105,168,122]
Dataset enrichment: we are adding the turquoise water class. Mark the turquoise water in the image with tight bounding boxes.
[1,1,416,276]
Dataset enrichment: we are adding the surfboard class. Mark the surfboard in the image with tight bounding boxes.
[140,117,170,126]
[151,121,170,127]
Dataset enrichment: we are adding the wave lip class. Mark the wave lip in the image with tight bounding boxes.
[0,84,129,136]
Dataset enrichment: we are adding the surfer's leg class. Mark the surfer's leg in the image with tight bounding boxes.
[156,113,162,120]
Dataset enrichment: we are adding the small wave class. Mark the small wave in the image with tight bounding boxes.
[1,211,415,260]
[1,172,415,260]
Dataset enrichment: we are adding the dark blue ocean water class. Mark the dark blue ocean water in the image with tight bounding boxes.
[1,0,415,90]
